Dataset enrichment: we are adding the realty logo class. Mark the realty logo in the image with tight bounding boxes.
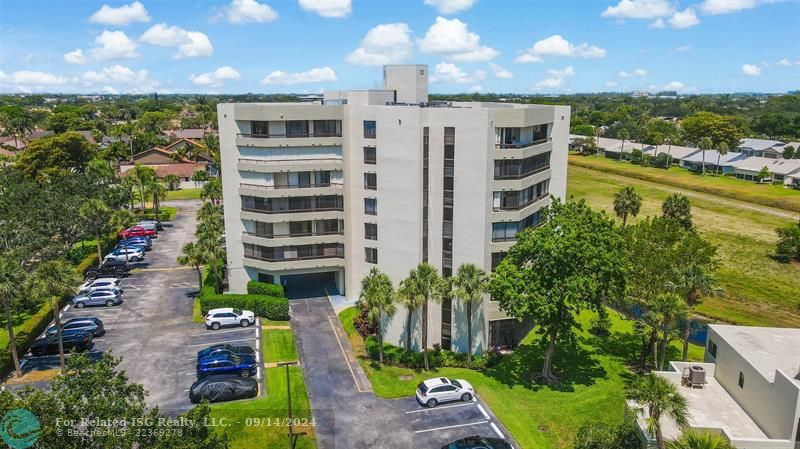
[0,409,40,449]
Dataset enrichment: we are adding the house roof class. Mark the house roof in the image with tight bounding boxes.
[738,138,784,152]
[120,162,206,179]
[646,144,701,160]
[731,156,800,176]
[680,151,747,165]
[160,138,210,159]
[710,324,800,385]
[165,128,206,140]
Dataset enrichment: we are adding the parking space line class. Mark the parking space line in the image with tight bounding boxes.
[188,337,258,347]
[490,422,504,439]
[404,402,474,414]
[190,328,257,337]
[414,420,489,434]
[327,315,367,393]
[477,403,490,420]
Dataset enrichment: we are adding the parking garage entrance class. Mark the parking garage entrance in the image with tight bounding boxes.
[281,272,338,300]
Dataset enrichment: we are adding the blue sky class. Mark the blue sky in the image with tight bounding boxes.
[0,0,798,94]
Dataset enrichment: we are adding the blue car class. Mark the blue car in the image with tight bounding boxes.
[196,353,258,379]
[118,238,151,251]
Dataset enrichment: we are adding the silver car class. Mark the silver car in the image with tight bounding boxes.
[78,278,121,294]
[72,289,122,308]
[104,248,144,262]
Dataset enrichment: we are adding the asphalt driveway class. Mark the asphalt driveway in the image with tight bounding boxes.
[290,297,517,449]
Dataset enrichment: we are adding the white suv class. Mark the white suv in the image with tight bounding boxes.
[415,377,475,408]
[205,308,256,330]
[104,248,144,262]
[78,278,121,294]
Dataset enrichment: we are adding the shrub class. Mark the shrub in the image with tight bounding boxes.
[590,309,612,336]
[198,268,289,321]
[363,336,486,370]
[572,419,640,449]
[776,220,800,262]
[247,280,285,298]
[0,296,67,377]
[353,301,374,338]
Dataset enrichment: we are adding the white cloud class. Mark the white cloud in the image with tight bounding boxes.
[260,67,337,85]
[514,35,606,63]
[225,0,278,24]
[7,71,70,85]
[741,64,761,76]
[423,0,476,14]
[606,80,620,88]
[532,65,576,91]
[546,65,575,79]
[699,0,778,15]
[429,62,486,84]
[90,30,139,60]
[776,58,792,66]
[298,0,351,18]
[140,23,213,59]
[662,81,692,91]
[602,0,674,19]
[488,63,513,79]
[417,17,498,62]
[102,86,120,94]
[89,1,150,26]
[649,18,666,28]
[346,23,412,65]
[81,65,149,85]
[669,8,700,29]
[190,66,241,86]
[64,48,86,64]
[619,68,647,78]
[467,84,483,93]
[535,78,565,89]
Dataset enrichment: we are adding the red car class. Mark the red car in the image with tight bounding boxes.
[119,226,156,239]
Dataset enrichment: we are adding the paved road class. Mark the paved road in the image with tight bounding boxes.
[290,297,517,449]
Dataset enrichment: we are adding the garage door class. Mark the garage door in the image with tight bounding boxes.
[282,272,338,299]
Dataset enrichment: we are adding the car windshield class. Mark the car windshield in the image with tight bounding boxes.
[450,379,463,389]
[417,382,428,394]
[232,309,243,315]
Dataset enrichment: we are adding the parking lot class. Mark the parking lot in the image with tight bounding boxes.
[290,297,518,449]
[18,200,264,412]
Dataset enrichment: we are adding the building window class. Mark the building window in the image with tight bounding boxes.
[312,120,341,137]
[364,198,377,215]
[491,252,507,272]
[364,173,377,190]
[365,247,378,264]
[442,126,455,278]
[286,120,309,138]
[364,147,376,164]
[363,120,377,139]
[707,339,718,358]
[365,223,377,240]
[251,121,269,136]
[257,273,274,284]
[738,371,744,388]
[441,297,452,350]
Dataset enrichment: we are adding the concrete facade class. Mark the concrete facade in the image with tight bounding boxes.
[218,65,570,354]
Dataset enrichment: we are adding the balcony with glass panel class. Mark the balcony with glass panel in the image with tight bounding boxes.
[242,242,345,270]
[236,119,343,148]
[240,195,344,222]
[239,170,343,198]
[242,219,345,246]
[493,124,553,158]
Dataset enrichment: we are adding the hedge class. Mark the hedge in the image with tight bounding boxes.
[198,268,289,321]
[247,280,285,298]
[0,295,67,378]
[363,336,497,370]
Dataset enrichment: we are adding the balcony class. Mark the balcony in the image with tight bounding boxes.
[242,243,345,271]
[493,164,550,181]
[238,157,343,173]
[493,138,552,159]
[493,192,549,212]
[495,137,551,150]
[242,230,344,246]
[492,195,550,223]
[236,132,343,149]
[239,182,343,198]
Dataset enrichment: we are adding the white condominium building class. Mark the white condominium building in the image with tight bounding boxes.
[218,65,570,353]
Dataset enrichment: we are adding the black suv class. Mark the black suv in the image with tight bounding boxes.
[30,330,94,356]
[84,259,130,280]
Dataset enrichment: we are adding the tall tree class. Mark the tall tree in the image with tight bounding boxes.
[177,241,206,292]
[451,263,489,364]
[398,263,445,371]
[697,137,713,176]
[130,164,156,213]
[397,277,425,352]
[618,129,630,160]
[662,194,693,230]
[627,374,690,449]
[16,131,98,180]
[490,199,626,382]
[79,199,112,265]
[201,177,222,205]
[681,111,745,152]
[613,186,642,226]
[714,142,729,176]
[0,257,26,378]
[28,260,80,373]
[776,219,800,262]
[147,179,168,222]
[359,268,396,365]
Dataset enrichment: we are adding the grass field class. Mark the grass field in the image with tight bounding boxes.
[568,162,800,327]
[209,366,316,449]
[339,307,702,449]
[262,328,298,363]
[165,188,202,200]
[569,155,800,212]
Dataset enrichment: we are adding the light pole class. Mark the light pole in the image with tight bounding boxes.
[277,361,305,449]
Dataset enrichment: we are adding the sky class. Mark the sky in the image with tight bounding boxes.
[0,0,798,95]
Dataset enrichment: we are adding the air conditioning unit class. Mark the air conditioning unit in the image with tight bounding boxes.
[689,365,706,388]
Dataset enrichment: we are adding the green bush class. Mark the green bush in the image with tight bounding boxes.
[246,280,285,298]
[776,220,800,262]
[363,336,486,370]
[198,268,289,321]
[0,297,67,377]
[572,419,640,449]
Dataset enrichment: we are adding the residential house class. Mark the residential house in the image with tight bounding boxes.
[631,325,800,449]
[738,138,789,159]
[679,150,748,174]
[731,157,800,185]
[162,128,209,141]
[119,138,212,189]
[644,143,701,162]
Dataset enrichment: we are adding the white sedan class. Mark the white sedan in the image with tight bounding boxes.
[415,377,475,408]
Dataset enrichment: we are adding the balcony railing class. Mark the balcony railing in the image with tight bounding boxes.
[495,137,551,149]
[244,230,343,239]
[491,235,518,243]
[237,132,342,139]
[239,158,342,166]
[244,253,344,263]
[493,193,549,212]
[493,165,550,181]
[243,206,343,215]
[240,182,343,190]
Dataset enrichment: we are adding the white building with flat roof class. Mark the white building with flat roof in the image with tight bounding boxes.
[632,324,800,449]
[218,64,570,353]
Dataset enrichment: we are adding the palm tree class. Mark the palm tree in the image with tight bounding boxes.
[618,129,630,160]
[398,263,445,371]
[196,206,225,294]
[451,263,489,364]
[397,277,425,352]
[359,268,397,365]
[666,431,735,449]
[163,174,181,191]
[147,179,168,222]
[131,164,156,213]
[714,142,729,176]
[650,293,689,371]
[698,137,713,176]
[0,257,26,378]
[613,186,642,226]
[671,266,719,361]
[79,199,111,265]
[120,175,138,210]
[664,137,673,168]
[200,177,222,205]
[627,373,690,449]
[28,260,80,373]
[110,209,138,265]
[177,242,206,292]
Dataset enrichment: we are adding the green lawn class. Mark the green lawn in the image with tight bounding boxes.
[339,307,703,449]
[568,162,800,327]
[165,188,202,200]
[140,206,177,221]
[262,328,298,363]
[209,366,316,449]
[569,154,800,213]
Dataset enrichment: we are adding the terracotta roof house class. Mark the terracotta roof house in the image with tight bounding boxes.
[119,139,213,188]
